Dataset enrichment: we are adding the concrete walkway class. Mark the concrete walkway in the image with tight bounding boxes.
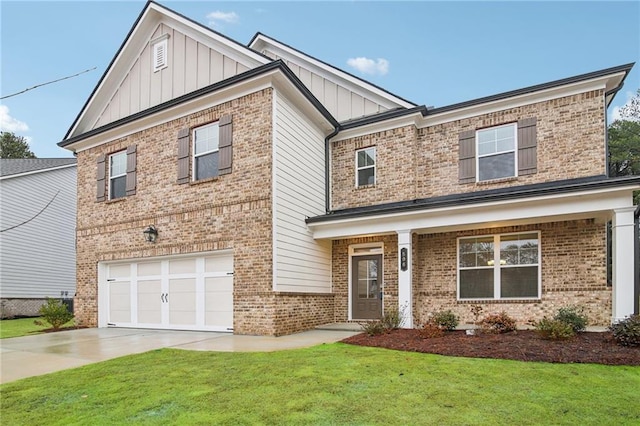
[0,326,361,384]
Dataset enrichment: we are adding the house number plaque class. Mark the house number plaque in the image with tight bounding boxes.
[400,247,408,271]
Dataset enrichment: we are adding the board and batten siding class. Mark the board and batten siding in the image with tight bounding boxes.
[0,166,77,298]
[273,91,332,293]
[93,23,251,130]
[263,50,389,123]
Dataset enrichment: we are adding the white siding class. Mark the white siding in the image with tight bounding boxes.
[273,91,331,293]
[94,24,251,130]
[0,167,77,298]
[263,50,390,122]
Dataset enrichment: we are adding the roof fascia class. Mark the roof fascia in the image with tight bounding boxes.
[249,33,416,110]
[65,1,270,140]
[59,61,337,152]
[307,175,640,224]
[332,64,633,142]
[0,163,77,181]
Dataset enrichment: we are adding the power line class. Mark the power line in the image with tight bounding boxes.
[0,190,60,232]
[0,67,97,100]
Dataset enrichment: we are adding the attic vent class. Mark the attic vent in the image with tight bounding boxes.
[152,38,168,72]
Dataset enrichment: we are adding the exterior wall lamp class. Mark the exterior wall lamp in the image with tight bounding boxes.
[143,225,158,243]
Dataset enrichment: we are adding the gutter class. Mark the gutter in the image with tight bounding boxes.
[635,203,640,314]
[324,126,340,213]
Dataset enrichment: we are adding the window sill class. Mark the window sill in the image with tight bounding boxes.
[476,176,518,185]
[189,176,221,186]
[104,197,127,204]
[457,299,540,304]
[356,183,375,190]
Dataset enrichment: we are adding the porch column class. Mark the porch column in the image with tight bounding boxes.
[612,207,636,322]
[397,230,413,328]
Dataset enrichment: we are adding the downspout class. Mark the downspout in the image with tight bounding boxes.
[325,126,340,214]
[634,203,639,314]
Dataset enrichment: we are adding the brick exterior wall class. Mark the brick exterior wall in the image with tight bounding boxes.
[331,90,606,210]
[330,220,610,327]
[75,88,331,336]
[415,220,611,326]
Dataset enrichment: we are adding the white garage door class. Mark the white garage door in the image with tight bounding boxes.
[104,252,233,332]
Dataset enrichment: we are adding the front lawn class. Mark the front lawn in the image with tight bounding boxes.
[0,317,75,339]
[1,344,638,425]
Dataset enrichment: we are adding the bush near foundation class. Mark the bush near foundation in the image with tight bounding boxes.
[609,314,640,347]
[35,298,74,330]
[480,312,517,334]
[555,305,588,333]
[431,310,459,331]
[534,317,575,340]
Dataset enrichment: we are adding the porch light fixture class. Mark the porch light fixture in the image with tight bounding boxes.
[143,225,158,243]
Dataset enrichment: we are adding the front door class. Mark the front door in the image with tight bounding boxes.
[351,254,382,320]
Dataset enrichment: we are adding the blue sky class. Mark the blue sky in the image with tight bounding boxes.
[1,1,639,158]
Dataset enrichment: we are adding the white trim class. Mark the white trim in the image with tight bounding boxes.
[355,146,376,187]
[456,231,541,301]
[64,69,335,153]
[272,89,279,291]
[249,33,415,110]
[348,242,384,321]
[192,121,220,181]
[611,206,636,321]
[108,150,126,200]
[0,163,76,180]
[309,186,638,240]
[331,73,625,143]
[476,122,518,182]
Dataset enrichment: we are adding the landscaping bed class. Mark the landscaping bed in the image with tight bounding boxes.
[342,329,640,366]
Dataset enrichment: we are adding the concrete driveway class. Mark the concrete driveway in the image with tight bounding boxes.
[0,326,360,384]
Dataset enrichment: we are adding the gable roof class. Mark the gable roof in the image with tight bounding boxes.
[0,158,77,178]
[248,32,416,110]
[63,0,269,141]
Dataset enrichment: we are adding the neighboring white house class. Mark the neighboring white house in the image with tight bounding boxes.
[0,158,77,318]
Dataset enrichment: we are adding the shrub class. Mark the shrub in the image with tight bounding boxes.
[361,321,385,336]
[37,298,74,330]
[534,317,575,340]
[480,312,517,334]
[609,314,640,347]
[555,305,588,333]
[418,321,445,339]
[381,305,405,330]
[431,310,459,331]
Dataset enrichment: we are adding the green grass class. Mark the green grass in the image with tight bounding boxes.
[0,317,75,339]
[1,344,638,425]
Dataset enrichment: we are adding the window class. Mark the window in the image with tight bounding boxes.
[152,38,168,72]
[109,151,127,200]
[476,123,517,181]
[356,147,375,186]
[458,232,540,300]
[193,122,219,180]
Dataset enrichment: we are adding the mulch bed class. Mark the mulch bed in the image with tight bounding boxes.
[342,329,640,366]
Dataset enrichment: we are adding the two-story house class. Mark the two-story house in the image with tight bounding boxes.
[59,1,639,336]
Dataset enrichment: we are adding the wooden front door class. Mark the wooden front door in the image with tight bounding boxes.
[351,254,382,320]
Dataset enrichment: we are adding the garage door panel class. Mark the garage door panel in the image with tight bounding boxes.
[105,252,233,332]
[109,282,131,323]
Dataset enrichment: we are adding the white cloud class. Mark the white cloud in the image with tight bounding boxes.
[207,11,239,28]
[0,105,29,132]
[347,57,389,76]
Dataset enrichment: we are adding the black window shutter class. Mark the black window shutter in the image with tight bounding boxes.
[96,154,106,202]
[126,145,137,196]
[177,128,190,184]
[518,118,537,175]
[458,130,476,183]
[218,115,233,175]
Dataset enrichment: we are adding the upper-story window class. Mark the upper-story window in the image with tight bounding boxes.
[476,123,517,181]
[193,122,220,181]
[109,151,127,200]
[152,37,168,72]
[356,147,376,187]
[458,232,540,300]
[458,118,537,184]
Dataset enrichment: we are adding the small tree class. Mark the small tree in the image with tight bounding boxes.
[36,298,74,330]
[0,131,36,158]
